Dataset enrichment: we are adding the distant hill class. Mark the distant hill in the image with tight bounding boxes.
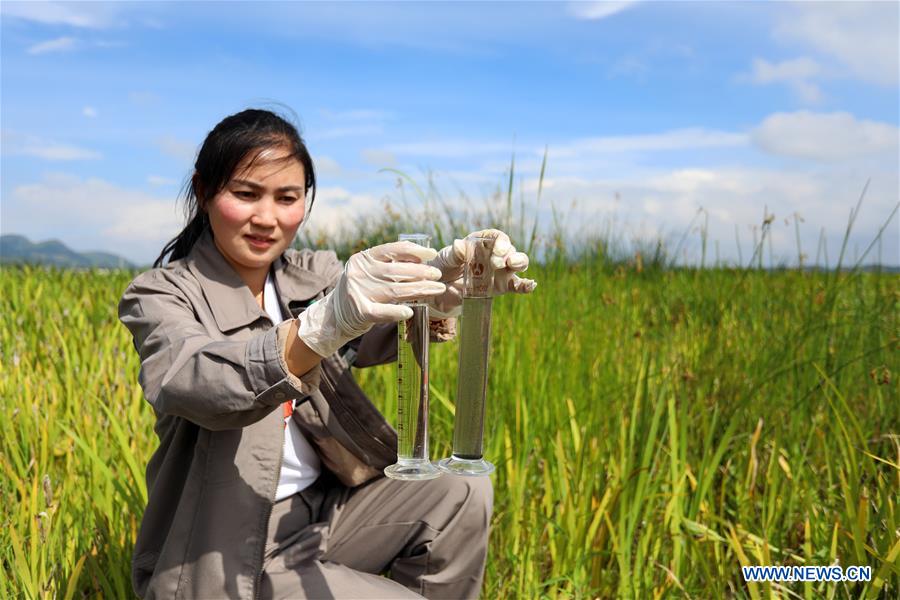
[0,234,136,269]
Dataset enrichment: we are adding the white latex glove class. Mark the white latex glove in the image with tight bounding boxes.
[298,241,445,357]
[427,229,537,319]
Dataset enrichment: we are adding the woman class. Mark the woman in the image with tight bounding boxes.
[118,108,536,599]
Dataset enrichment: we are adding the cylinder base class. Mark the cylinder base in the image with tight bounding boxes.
[436,455,495,477]
[384,458,443,481]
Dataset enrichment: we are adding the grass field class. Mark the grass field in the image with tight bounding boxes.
[1,250,898,598]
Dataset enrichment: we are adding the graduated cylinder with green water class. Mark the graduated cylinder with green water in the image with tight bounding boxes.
[438,235,496,476]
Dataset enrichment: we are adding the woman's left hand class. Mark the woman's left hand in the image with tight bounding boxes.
[427,229,537,318]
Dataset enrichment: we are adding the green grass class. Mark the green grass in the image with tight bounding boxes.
[2,256,897,598]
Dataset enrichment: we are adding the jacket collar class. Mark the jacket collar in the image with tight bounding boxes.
[186,227,329,332]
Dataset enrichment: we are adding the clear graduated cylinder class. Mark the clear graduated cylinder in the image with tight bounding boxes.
[384,233,442,480]
[396,305,429,457]
[438,235,496,476]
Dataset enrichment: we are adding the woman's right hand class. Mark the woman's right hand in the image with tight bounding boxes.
[297,241,446,358]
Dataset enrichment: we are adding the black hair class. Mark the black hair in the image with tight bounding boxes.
[153,108,316,268]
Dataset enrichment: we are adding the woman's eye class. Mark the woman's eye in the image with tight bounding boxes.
[234,190,255,199]
[280,196,298,203]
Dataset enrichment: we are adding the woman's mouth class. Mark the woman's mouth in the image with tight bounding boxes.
[244,234,275,249]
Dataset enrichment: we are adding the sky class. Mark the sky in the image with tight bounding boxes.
[1,0,898,267]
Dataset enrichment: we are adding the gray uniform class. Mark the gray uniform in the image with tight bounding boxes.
[118,228,492,599]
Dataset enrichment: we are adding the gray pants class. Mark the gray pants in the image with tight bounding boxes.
[260,472,493,599]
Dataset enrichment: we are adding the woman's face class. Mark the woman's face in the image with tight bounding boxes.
[205,146,307,281]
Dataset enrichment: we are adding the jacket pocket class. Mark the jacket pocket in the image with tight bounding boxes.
[132,551,159,598]
[317,355,397,465]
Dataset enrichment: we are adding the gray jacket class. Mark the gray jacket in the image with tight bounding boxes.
[118,228,453,599]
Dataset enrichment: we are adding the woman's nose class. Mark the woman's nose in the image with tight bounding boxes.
[250,197,278,227]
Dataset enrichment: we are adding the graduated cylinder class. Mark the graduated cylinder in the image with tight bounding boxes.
[384,233,442,480]
[438,235,496,476]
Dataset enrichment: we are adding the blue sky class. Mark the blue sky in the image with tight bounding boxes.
[1,1,898,266]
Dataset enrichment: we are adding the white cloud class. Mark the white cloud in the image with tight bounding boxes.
[156,135,197,163]
[24,36,127,56]
[774,2,899,86]
[147,175,178,186]
[2,132,102,160]
[385,140,518,158]
[305,186,383,236]
[752,111,899,162]
[788,80,821,105]
[93,40,128,49]
[24,143,101,161]
[0,2,121,28]
[382,128,746,161]
[360,149,397,168]
[750,57,821,83]
[313,125,384,140]
[313,156,342,177]
[567,1,639,21]
[82,106,98,118]
[27,36,79,55]
[743,57,824,103]
[375,121,895,265]
[376,117,896,265]
[551,128,748,157]
[311,107,392,140]
[105,203,185,240]
[12,174,183,252]
[521,166,897,266]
